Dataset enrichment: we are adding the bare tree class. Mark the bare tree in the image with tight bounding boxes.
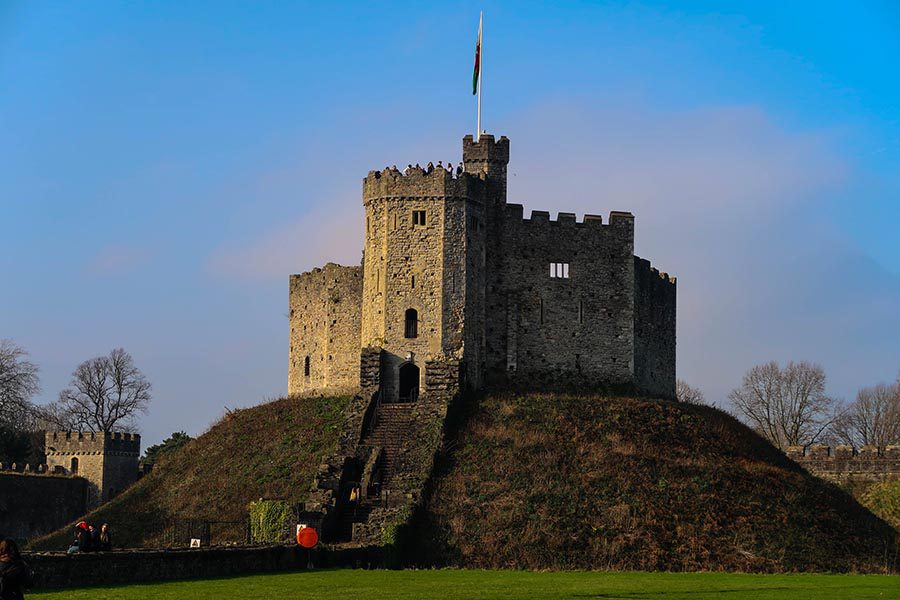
[0,339,40,428]
[676,379,706,405]
[58,348,151,432]
[31,400,82,432]
[728,361,837,450]
[831,382,900,448]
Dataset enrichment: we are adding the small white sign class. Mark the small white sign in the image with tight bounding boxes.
[190,538,201,548]
[297,524,307,535]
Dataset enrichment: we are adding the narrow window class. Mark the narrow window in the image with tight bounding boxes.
[393,214,397,229]
[579,300,584,324]
[405,308,418,338]
[575,354,582,372]
[304,356,311,377]
[540,299,544,325]
[366,216,370,234]
[70,457,79,474]
[413,210,426,226]
[550,262,570,278]
[411,275,416,289]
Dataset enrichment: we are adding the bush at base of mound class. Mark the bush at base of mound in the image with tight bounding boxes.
[413,394,898,573]
[30,395,350,550]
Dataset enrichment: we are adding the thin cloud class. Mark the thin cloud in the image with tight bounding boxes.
[208,201,363,280]
[83,244,156,277]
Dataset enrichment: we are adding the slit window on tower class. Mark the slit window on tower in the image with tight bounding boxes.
[304,356,310,377]
[405,308,418,338]
[413,210,426,226]
[411,275,416,289]
[550,263,570,278]
[579,300,584,324]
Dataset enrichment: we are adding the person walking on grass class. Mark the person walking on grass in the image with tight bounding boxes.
[0,539,33,600]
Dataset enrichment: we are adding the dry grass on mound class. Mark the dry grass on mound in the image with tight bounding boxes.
[30,395,350,550]
[415,393,899,573]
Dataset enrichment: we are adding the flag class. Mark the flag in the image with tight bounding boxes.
[472,13,482,95]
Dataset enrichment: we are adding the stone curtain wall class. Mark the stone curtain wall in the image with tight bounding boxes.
[24,546,304,588]
[25,545,388,589]
[633,257,677,399]
[497,207,638,392]
[0,472,88,540]
[788,446,900,484]
[288,264,363,396]
[44,432,140,506]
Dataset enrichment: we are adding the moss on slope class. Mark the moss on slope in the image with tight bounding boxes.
[414,394,898,573]
[31,395,349,550]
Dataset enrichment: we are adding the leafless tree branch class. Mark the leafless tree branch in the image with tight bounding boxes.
[0,339,40,430]
[728,360,837,450]
[58,348,151,433]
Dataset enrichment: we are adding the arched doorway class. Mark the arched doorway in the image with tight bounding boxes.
[398,362,420,403]
[70,457,79,474]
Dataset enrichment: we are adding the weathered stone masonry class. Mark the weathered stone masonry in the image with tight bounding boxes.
[44,431,140,506]
[788,445,900,485]
[289,134,677,400]
[288,133,677,544]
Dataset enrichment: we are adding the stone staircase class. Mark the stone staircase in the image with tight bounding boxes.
[332,402,418,543]
[362,403,416,485]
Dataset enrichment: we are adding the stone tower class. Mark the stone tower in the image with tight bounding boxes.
[360,138,498,401]
[288,133,676,401]
[44,431,140,507]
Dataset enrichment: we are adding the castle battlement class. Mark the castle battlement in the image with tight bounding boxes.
[45,431,141,456]
[290,132,677,403]
[363,167,483,202]
[505,205,636,231]
[461,133,510,165]
[43,430,142,506]
[788,445,900,459]
[787,445,900,484]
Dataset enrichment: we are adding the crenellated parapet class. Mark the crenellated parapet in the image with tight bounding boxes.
[504,205,637,233]
[787,445,900,484]
[45,431,141,456]
[363,166,483,203]
[462,133,510,167]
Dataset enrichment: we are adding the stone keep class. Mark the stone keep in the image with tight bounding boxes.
[44,431,141,506]
[289,134,676,401]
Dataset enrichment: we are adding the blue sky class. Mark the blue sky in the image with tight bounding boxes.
[2,1,898,445]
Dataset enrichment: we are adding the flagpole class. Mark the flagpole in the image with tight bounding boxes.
[476,11,483,142]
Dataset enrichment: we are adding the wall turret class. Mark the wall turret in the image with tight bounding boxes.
[462,134,509,205]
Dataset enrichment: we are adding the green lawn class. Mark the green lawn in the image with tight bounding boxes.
[30,569,899,599]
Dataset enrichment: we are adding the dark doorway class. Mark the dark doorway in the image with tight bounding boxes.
[398,362,420,403]
[70,457,79,474]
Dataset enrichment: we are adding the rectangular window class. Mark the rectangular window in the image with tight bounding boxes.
[413,210,426,226]
[550,263,570,278]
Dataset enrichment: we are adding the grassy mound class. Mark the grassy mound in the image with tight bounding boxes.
[413,394,898,573]
[31,395,349,550]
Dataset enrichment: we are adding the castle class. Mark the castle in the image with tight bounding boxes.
[0,432,141,541]
[44,431,141,505]
[289,134,676,402]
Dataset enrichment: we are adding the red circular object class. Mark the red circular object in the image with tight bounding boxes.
[296,527,318,548]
